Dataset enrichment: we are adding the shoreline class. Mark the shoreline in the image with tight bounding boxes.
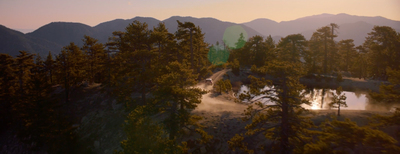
[225,69,385,93]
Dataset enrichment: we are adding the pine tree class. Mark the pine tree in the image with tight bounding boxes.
[15,51,35,96]
[369,68,400,105]
[303,118,400,153]
[337,39,356,72]
[0,54,17,128]
[229,60,314,154]
[364,26,400,76]
[16,54,77,153]
[44,51,55,84]
[176,21,210,79]
[153,61,209,141]
[106,20,157,106]
[304,32,324,74]
[233,35,275,67]
[277,34,307,63]
[329,86,347,116]
[117,106,185,154]
[329,23,339,72]
[56,43,85,103]
[81,35,106,84]
[313,26,336,74]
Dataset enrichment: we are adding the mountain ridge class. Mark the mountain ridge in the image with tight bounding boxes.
[2,13,400,56]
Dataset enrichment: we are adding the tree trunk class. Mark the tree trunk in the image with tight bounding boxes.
[338,103,341,116]
[190,29,194,70]
[280,81,290,154]
[324,36,327,74]
[170,101,178,140]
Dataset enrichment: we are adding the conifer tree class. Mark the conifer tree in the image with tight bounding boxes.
[229,60,313,154]
[56,43,85,103]
[277,34,307,63]
[16,54,77,153]
[81,35,105,84]
[313,26,336,74]
[303,118,400,153]
[337,39,356,72]
[15,51,35,96]
[329,23,339,72]
[364,26,400,76]
[0,54,17,128]
[44,51,55,84]
[106,20,156,106]
[329,86,347,116]
[304,32,324,74]
[176,21,210,79]
[152,61,209,142]
[117,106,185,154]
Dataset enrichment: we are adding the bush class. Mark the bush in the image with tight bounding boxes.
[215,79,232,94]
[337,73,343,82]
[231,59,240,76]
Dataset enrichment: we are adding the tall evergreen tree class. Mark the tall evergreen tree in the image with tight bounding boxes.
[229,60,313,154]
[304,32,324,74]
[44,51,55,84]
[56,43,85,103]
[81,35,106,84]
[277,34,307,63]
[337,39,356,72]
[0,54,17,128]
[153,61,209,141]
[329,86,347,116]
[364,26,400,76]
[313,26,336,74]
[15,51,35,96]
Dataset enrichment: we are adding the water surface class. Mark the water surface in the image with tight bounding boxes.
[237,85,371,110]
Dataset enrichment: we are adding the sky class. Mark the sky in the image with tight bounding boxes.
[1,0,399,32]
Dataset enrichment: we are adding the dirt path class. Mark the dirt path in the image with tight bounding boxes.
[194,69,246,113]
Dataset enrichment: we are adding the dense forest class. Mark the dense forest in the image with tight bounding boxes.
[1,20,399,153]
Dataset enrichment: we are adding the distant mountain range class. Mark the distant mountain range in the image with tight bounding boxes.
[1,13,399,56]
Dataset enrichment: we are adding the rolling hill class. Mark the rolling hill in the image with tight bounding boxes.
[0,25,62,57]
[243,13,400,45]
[1,13,400,56]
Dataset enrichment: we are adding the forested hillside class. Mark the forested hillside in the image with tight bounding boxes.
[1,13,400,56]
[1,19,400,153]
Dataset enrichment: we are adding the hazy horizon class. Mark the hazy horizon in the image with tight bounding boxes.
[1,0,399,33]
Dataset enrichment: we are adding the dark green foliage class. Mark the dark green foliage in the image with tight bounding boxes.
[176,20,211,79]
[230,59,240,76]
[82,35,106,83]
[277,34,307,63]
[229,60,314,153]
[214,79,232,94]
[370,68,400,105]
[231,35,275,67]
[44,51,55,84]
[0,53,17,128]
[336,73,343,82]
[364,26,400,76]
[116,106,186,154]
[1,52,78,153]
[207,44,229,66]
[329,86,347,116]
[302,118,400,154]
[337,39,356,72]
[55,42,85,103]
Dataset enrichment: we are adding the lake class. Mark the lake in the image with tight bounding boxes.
[236,85,384,110]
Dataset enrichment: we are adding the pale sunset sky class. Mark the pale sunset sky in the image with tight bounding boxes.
[1,0,399,32]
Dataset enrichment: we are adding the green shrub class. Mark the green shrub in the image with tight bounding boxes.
[337,73,343,82]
